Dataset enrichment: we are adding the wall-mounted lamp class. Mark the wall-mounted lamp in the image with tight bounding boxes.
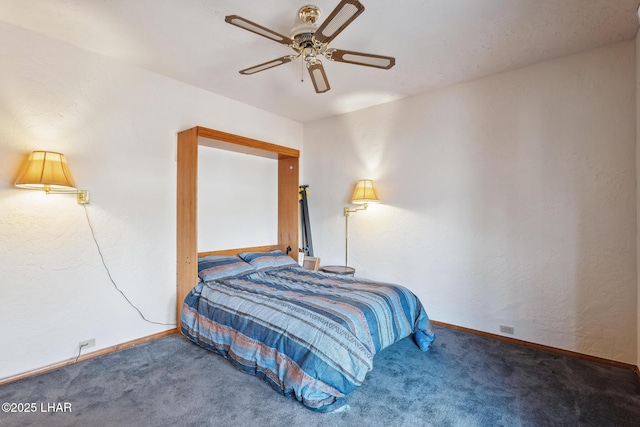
[344,179,379,217]
[14,151,89,204]
[343,179,379,267]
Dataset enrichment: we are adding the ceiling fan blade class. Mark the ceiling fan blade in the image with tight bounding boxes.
[314,0,365,44]
[225,15,293,46]
[328,49,395,69]
[239,56,294,75]
[307,62,331,93]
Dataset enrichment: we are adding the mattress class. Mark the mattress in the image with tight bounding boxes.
[180,265,435,412]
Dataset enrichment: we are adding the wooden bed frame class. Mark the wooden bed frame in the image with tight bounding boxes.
[176,126,300,324]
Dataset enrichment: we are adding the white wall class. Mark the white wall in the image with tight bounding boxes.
[304,41,637,364]
[0,22,302,379]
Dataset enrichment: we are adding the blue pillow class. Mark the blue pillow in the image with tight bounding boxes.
[238,250,297,271]
[197,255,256,282]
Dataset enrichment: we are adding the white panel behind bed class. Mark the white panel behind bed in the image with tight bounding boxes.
[198,145,278,252]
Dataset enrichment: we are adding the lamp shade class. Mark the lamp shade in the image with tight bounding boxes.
[14,151,77,191]
[351,179,379,204]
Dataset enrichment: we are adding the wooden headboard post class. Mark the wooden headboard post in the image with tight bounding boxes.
[278,156,299,254]
[176,126,300,326]
[176,127,199,327]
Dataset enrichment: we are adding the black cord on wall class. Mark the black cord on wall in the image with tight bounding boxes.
[82,204,176,327]
[75,342,89,362]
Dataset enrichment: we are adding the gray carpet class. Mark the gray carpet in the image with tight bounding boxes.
[1,326,639,427]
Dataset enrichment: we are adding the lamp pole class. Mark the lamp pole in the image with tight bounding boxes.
[345,214,349,267]
[343,203,368,267]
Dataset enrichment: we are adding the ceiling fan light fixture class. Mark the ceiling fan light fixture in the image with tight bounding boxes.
[225,0,394,93]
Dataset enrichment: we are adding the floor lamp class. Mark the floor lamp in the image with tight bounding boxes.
[343,179,379,267]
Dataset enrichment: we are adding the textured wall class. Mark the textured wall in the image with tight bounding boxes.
[304,41,637,363]
[0,22,302,379]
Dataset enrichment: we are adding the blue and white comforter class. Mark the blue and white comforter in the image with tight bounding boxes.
[180,266,435,412]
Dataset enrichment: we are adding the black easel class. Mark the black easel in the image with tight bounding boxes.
[299,185,313,256]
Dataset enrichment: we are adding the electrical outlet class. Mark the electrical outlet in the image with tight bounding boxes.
[499,325,514,335]
[79,338,95,349]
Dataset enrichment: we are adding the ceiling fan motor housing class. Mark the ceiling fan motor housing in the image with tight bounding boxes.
[290,23,317,47]
[291,5,322,49]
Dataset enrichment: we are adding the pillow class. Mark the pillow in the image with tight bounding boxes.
[197,255,256,282]
[238,249,298,271]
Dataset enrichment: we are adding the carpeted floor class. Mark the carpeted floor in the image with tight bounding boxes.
[1,326,639,426]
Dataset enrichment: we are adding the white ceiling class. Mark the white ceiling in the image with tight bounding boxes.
[0,0,638,123]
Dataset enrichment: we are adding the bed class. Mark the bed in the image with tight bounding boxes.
[176,127,434,412]
[180,250,435,413]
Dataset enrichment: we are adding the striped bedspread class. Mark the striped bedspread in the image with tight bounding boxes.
[180,266,435,413]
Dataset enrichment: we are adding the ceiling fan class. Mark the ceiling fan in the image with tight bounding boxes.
[224,0,395,94]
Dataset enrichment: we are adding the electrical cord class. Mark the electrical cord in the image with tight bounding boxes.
[75,342,89,362]
[82,204,176,327]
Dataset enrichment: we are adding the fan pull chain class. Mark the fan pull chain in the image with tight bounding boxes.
[301,59,304,83]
